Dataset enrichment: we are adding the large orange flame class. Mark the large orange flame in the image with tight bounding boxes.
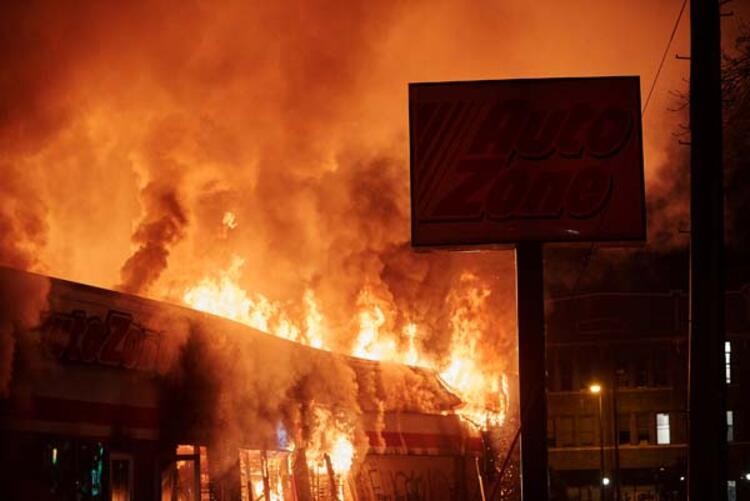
[183,264,511,431]
[184,255,328,349]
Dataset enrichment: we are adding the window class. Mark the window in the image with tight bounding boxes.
[576,348,593,390]
[728,480,737,501]
[618,413,631,445]
[652,348,669,386]
[577,415,595,446]
[560,354,573,391]
[45,439,105,500]
[635,357,648,387]
[727,411,734,442]
[657,413,671,445]
[557,417,575,447]
[615,352,631,387]
[110,454,133,501]
[725,341,732,384]
[547,418,556,447]
[636,413,651,444]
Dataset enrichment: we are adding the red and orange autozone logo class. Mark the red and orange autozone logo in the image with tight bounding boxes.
[41,309,161,371]
[412,98,635,223]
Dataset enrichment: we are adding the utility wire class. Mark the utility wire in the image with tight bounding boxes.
[496,7,692,493]
[642,0,688,116]
[565,0,689,299]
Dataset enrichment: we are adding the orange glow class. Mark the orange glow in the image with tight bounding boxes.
[184,256,294,342]
[439,273,509,427]
[352,289,394,361]
[304,407,356,478]
[304,289,326,349]
[403,323,420,366]
[1,4,698,497]
[329,434,355,475]
[184,265,510,431]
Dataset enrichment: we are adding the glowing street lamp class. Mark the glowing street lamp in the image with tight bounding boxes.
[590,382,606,499]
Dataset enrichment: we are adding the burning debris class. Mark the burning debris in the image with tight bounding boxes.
[182,260,513,433]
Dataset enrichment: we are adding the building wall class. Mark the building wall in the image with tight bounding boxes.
[545,288,750,500]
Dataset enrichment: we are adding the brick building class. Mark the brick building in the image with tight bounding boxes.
[546,287,750,500]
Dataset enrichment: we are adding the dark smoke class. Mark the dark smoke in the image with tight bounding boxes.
[119,180,188,295]
[0,268,50,396]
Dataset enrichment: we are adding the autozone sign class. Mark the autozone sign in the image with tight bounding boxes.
[409,77,645,247]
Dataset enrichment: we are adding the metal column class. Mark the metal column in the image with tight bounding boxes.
[688,0,727,499]
[516,242,548,500]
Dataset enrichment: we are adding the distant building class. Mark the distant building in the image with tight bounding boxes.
[546,287,750,500]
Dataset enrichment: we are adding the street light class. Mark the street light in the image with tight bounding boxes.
[590,383,606,499]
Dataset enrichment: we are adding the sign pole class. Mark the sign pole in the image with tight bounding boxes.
[515,242,548,501]
[688,0,726,498]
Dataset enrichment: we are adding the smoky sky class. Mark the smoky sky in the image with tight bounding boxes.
[0,0,719,362]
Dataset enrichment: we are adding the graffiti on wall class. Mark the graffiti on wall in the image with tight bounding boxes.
[354,455,479,501]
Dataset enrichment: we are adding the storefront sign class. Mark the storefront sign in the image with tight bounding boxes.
[410,77,645,247]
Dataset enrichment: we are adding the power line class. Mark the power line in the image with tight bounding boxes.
[642,0,688,116]
[564,0,689,299]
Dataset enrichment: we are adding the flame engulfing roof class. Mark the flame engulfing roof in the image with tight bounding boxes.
[1,266,478,472]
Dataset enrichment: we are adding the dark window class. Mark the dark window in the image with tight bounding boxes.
[45,439,105,500]
[557,417,574,447]
[577,415,595,446]
[547,418,555,447]
[635,357,648,387]
[618,413,631,445]
[652,348,669,386]
[636,413,651,444]
[576,348,593,390]
[560,354,573,391]
[615,351,632,387]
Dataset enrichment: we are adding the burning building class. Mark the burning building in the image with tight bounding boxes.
[0,266,514,500]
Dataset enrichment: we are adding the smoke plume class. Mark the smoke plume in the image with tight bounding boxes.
[0,0,704,407]
[0,269,50,396]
